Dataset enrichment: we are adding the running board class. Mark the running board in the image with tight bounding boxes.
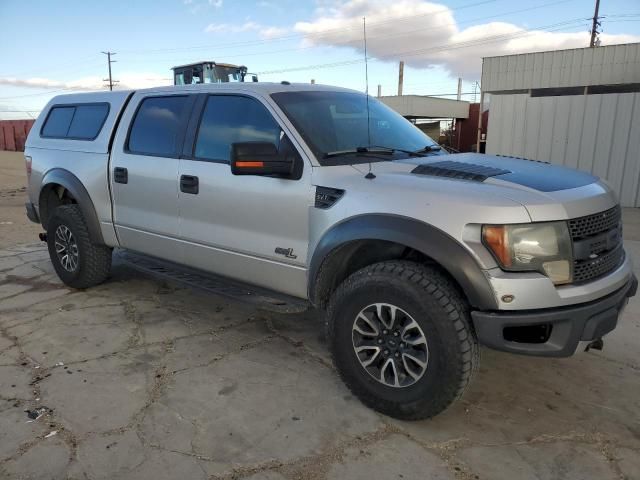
[114,249,309,314]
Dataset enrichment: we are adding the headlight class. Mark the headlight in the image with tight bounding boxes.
[482,222,573,285]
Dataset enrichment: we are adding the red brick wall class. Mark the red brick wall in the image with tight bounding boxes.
[0,120,35,152]
[454,104,488,153]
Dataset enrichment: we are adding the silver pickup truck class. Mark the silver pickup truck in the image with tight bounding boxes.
[24,82,637,420]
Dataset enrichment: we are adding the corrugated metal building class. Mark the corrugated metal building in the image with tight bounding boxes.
[482,43,640,206]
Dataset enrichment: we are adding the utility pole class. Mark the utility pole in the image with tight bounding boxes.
[457,77,462,101]
[101,51,119,91]
[397,61,404,96]
[589,0,601,48]
[377,84,381,97]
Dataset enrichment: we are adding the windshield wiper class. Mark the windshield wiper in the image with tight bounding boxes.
[366,144,442,157]
[410,145,442,155]
[323,146,395,159]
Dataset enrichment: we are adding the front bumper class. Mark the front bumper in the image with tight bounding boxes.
[471,274,637,357]
[25,202,39,224]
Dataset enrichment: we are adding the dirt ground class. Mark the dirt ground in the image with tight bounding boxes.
[0,152,41,248]
[1,150,639,480]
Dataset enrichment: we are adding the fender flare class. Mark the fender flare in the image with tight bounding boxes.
[39,168,105,245]
[308,214,497,310]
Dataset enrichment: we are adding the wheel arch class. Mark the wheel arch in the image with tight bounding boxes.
[308,214,497,310]
[38,168,105,245]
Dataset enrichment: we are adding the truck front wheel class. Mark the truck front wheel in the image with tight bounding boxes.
[327,260,479,420]
[47,205,112,289]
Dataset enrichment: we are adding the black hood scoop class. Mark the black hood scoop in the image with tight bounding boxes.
[412,161,511,182]
[407,153,599,192]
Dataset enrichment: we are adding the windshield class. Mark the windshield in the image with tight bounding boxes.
[271,90,440,164]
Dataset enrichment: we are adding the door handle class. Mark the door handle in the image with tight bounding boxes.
[180,175,199,194]
[114,167,128,184]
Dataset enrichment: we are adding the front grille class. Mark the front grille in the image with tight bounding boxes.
[569,206,623,283]
[573,245,624,283]
[569,206,621,240]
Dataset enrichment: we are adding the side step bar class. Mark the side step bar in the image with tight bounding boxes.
[114,249,309,314]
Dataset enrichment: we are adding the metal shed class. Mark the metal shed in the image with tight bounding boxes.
[482,43,640,207]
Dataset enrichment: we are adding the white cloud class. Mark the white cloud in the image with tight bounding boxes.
[0,72,172,92]
[209,0,223,7]
[203,23,229,33]
[204,21,287,38]
[260,26,289,39]
[204,21,260,33]
[293,0,640,78]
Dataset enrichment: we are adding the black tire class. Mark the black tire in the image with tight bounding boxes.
[47,204,112,289]
[327,260,479,420]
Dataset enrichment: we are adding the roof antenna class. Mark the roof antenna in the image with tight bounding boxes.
[363,16,375,180]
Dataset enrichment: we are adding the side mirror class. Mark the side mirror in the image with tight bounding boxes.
[230,142,293,177]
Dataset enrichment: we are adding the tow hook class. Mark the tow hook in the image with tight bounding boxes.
[39,232,47,242]
[585,338,604,352]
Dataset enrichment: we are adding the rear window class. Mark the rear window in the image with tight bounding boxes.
[127,96,190,157]
[41,103,109,140]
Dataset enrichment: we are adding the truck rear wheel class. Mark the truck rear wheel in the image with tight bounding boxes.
[47,204,112,289]
[326,260,479,420]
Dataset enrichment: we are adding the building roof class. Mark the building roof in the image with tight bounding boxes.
[378,95,470,119]
[481,42,640,92]
[171,61,241,70]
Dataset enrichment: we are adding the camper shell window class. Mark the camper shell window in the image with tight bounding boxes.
[41,103,110,140]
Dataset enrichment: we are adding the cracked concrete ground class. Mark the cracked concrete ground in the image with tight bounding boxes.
[1,234,639,480]
[0,149,639,479]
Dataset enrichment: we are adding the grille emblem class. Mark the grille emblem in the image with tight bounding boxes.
[589,253,599,259]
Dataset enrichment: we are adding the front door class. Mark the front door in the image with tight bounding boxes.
[178,93,313,298]
[110,93,194,263]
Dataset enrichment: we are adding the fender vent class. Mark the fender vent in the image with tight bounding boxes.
[315,186,344,209]
[412,161,511,182]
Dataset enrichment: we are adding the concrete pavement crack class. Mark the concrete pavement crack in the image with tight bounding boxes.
[264,317,334,371]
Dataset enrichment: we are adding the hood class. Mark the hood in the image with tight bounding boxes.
[312,152,618,223]
[400,152,597,192]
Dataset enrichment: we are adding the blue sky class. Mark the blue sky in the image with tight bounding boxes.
[1,0,639,119]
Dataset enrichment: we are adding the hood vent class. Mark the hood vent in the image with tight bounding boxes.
[412,161,511,182]
[315,186,344,209]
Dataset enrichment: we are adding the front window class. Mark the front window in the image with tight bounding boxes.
[271,91,440,164]
[194,95,281,162]
[206,65,243,83]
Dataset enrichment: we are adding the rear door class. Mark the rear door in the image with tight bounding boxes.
[177,93,314,298]
[109,93,195,262]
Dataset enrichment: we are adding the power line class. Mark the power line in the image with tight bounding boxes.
[119,0,575,61]
[0,88,77,100]
[139,0,578,65]
[0,55,102,79]
[0,0,597,85]
[119,0,500,55]
[256,17,588,75]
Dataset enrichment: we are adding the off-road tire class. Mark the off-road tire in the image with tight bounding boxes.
[327,260,479,420]
[47,204,112,289]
